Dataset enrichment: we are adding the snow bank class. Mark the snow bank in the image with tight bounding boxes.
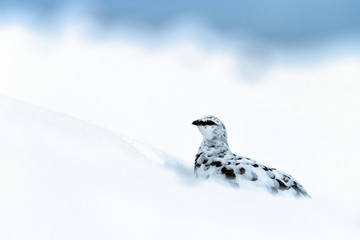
[0,95,359,240]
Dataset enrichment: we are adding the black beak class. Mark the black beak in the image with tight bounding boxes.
[192,120,201,126]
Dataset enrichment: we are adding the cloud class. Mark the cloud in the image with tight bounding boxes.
[1,0,360,44]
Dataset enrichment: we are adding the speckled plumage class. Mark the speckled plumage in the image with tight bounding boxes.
[192,115,310,198]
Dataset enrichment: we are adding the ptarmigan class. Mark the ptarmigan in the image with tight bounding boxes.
[192,115,310,198]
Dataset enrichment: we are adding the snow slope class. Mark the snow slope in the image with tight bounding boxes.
[0,94,359,240]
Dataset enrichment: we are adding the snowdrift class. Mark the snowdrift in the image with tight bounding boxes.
[0,94,358,240]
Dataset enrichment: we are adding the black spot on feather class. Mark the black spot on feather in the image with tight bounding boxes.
[276,179,290,190]
[251,172,258,181]
[210,161,222,167]
[267,171,275,179]
[283,176,290,183]
[239,168,246,174]
[195,153,202,161]
[292,182,309,197]
[221,167,236,179]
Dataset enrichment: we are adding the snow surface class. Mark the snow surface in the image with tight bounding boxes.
[1,94,359,240]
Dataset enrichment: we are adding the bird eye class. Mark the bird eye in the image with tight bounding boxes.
[204,120,216,125]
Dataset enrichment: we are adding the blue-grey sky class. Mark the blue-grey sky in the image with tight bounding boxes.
[1,0,360,44]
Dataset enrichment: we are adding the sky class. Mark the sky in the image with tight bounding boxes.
[1,0,360,44]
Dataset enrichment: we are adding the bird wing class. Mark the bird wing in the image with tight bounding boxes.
[223,155,310,198]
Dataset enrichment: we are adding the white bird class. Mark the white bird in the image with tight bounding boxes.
[192,115,310,198]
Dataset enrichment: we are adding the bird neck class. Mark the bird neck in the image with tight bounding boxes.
[200,138,231,154]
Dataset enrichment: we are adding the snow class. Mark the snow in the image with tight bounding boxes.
[0,94,359,240]
[0,24,360,239]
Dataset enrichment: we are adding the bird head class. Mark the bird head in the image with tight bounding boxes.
[192,115,228,143]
